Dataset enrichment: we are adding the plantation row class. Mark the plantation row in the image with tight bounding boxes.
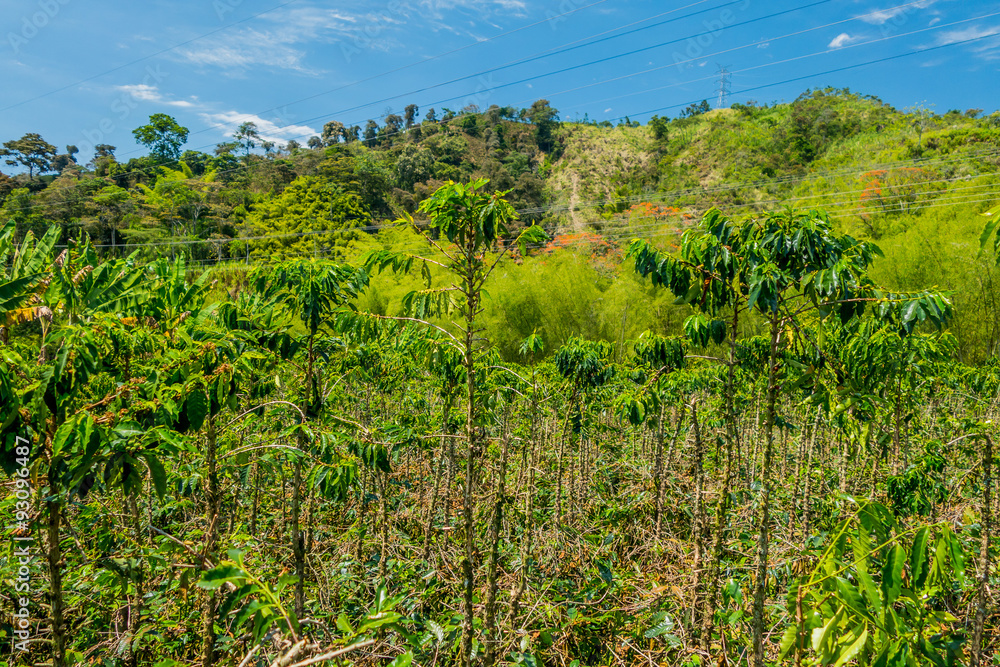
[0,180,996,666]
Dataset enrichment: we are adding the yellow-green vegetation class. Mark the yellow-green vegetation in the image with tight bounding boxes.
[4,91,998,364]
[2,189,996,667]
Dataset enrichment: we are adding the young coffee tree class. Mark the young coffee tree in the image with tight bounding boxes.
[365,178,546,667]
[629,207,949,665]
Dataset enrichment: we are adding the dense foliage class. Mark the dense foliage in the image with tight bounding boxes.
[0,89,998,666]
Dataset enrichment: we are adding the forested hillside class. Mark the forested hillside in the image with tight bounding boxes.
[1,89,999,666]
[2,89,999,359]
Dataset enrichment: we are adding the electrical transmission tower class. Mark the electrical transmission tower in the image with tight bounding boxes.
[716,65,731,109]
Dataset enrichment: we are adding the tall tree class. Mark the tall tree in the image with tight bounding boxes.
[132,114,190,163]
[524,99,559,153]
[363,120,379,145]
[0,133,58,179]
[404,104,419,129]
[233,121,261,163]
[322,120,346,146]
[382,114,403,141]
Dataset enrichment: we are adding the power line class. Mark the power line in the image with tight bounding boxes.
[25,135,999,223]
[507,7,1000,116]
[108,0,836,165]
[529,154,1000,217]
[0,0,304,113]
[18,0,975,207]
[215,0,837,143]
[23,137,1000,224]
[176,185,1000,272]
[7,13,999,220]
[49,172,1000,252]
[627,28,1000,120]
[169,0,702,148]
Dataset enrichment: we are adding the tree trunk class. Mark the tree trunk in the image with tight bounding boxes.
[250,458,260,537]
[752,313,781,667]
[705,311,740,651]
[653,404,667,541]
[972,434,993,667]
[800,409,821,539]
[378,469,389,583]
[201,414,220,667]
[423,404,451,562]
[510,382,540,628]
[444,426,457,524]
[664,403,688,473]
[690,400,707,641]
[127,495,144,667]
[47,500,67,667]
[355,468,368,562]
[292,454,305,617]
[293,335,315,618]
[484,419,512,667]
[556,407,570,527]
[460,255,481,667]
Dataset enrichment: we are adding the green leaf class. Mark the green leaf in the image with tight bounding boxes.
[426,619,445,643]
[388,652,413,667]
[335,613,354,635]
[778,624,800,659]
[944,525,967,583]
[856,565,882,615]
[836,577,874,624]
[186,390,208,432]
[143,453,168,500]
[910,527,930,588]
[197,564,245,590]
[881,545,905,608]
[644,615,675,639]
[979,212,1000,258]
[812,605,844,661]
[833,627,869,667]
[52,418,75,459]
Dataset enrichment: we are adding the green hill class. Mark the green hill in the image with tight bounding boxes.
[3,88,1000,358]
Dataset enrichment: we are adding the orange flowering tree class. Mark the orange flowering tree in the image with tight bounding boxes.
[857,167,934,237]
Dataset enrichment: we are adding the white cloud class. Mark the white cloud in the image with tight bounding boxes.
[174,6,377,74]
[115,84,196,108]
[604,107,612,113]
[828,33,857,49]
[930,24,1000,61]
[177,28,315,74]
[174,0,525,74]
[935,24,1000,45]
[857,0,936,26]
[199,110,318,144]
[420,0,526,13]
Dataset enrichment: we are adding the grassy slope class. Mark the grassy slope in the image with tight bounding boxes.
[202,95,1000,360]
[536,96,1000,360]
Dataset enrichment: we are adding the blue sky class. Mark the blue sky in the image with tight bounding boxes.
[2,0,999,164]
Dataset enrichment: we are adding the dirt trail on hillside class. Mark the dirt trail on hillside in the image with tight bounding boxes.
[569,171,582,232]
